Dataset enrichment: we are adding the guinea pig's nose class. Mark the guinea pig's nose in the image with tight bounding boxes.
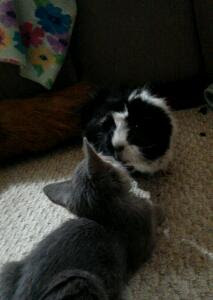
[114,145,124,160]
[115,145,124,152]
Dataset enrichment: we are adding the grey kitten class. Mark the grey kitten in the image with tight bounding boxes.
[0,139,163,300]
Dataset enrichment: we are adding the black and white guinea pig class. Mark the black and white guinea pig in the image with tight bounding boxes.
[82,86,175,175]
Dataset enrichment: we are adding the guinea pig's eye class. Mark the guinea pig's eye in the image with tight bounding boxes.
[102,115,115,130]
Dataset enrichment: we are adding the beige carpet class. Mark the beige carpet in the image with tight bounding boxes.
[0,107,213,299]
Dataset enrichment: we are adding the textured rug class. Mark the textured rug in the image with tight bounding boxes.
[0,107,212,299]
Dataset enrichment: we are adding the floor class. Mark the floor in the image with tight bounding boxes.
[0,107,212,299]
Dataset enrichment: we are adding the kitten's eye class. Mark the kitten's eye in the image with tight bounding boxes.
[135,124,139,128]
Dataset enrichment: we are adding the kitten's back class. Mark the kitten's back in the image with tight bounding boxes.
[0,261,23,300]
[0,218,127,300]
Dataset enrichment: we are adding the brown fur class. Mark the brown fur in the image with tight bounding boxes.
[0,82,94,163]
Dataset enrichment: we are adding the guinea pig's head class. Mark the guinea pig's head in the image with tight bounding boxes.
[111,88,174,174]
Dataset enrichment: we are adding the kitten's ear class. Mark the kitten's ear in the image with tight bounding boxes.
[43,180,72,208]
[83,137,109,175]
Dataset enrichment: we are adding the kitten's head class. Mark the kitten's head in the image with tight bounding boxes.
[43,138,132,220]
[111,88,174,174]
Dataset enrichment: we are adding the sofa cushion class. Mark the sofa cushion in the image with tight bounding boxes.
[73,0,201,85]
[0,49,77,99]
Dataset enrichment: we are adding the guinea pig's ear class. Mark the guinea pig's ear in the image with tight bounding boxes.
[127,97,142,113]
[43,180,72,209]
[83,137,111,176]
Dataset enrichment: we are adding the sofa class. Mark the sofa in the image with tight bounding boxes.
[0,0,212,108]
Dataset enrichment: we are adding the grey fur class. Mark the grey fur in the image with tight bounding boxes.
[0,138,162,300]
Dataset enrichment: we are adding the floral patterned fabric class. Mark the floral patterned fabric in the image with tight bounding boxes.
[0,0,77,89]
